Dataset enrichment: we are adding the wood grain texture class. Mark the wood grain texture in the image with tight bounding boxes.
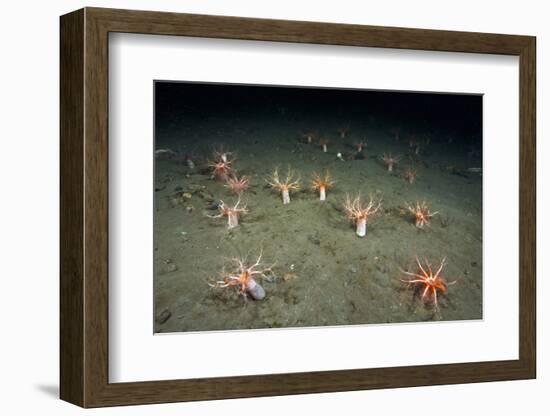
[59,7,537,408]
[83,10,110,406]
[518,38,536,376]
[88,7,532,54]
[59,8,85,407]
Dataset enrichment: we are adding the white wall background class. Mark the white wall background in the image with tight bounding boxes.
[0,0,546,414]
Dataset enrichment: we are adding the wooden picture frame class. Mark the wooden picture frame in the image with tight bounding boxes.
[60,7,536,408]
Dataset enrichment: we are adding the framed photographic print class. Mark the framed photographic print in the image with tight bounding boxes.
[60,7,536,408]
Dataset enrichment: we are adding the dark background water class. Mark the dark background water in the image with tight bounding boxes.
[155,81,482,151]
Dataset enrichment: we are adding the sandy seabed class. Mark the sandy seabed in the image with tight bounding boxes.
[154,112,482,333]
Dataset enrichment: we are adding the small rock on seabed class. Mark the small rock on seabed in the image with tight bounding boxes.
[157,309,172,324]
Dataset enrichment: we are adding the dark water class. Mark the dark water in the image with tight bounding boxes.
[153,81,482,333]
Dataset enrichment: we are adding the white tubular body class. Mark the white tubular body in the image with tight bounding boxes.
[282,189,290,204]
[227,213,239,229]
[356,218,367,237]
[319,187,326,201]
[246,278,266,300]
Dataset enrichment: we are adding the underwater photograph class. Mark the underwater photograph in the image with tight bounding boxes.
[153,81,483,333]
